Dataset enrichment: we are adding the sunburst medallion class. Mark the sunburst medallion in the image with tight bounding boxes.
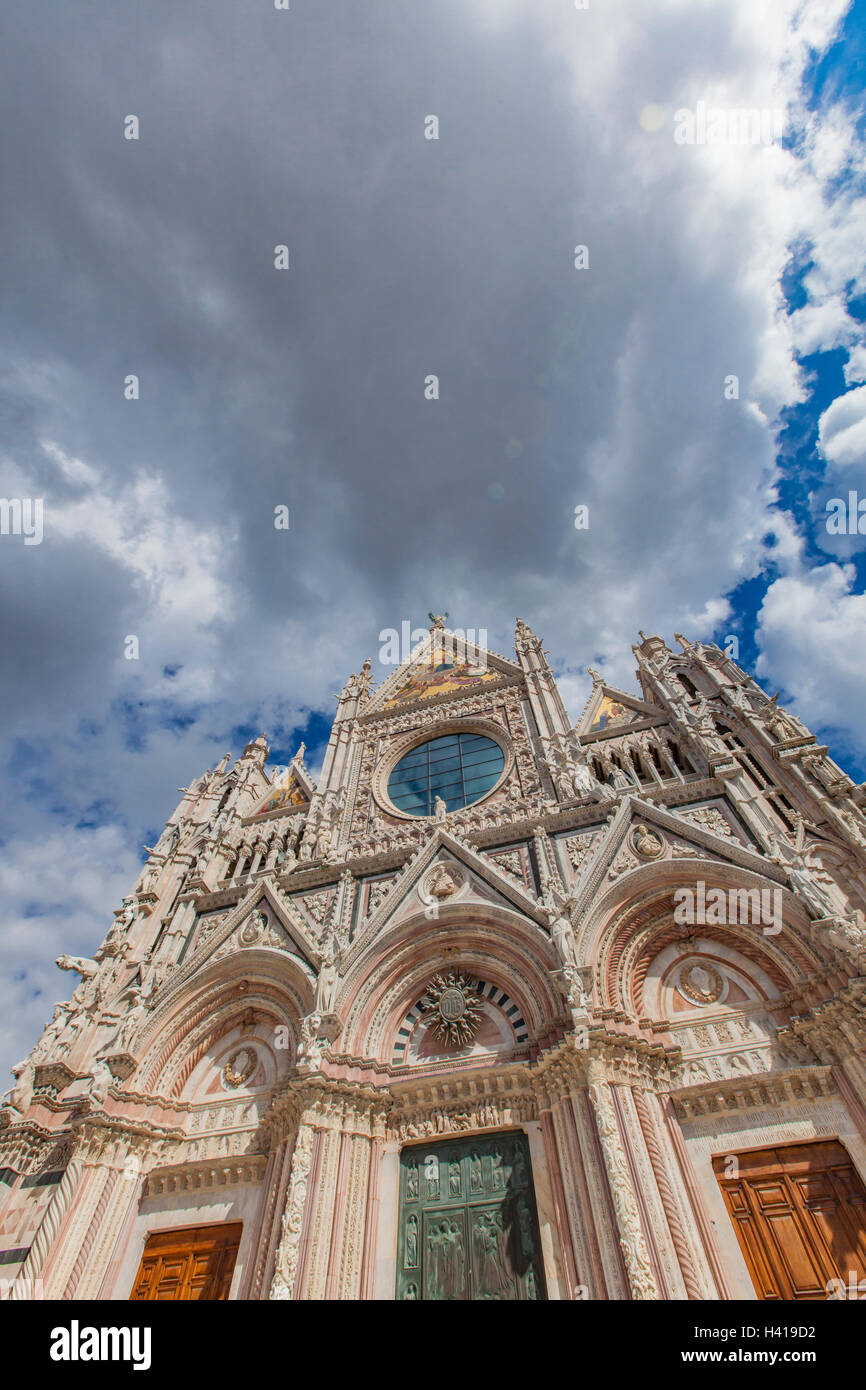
[425,972,483,1046]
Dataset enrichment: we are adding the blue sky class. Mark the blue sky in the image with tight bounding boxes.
[712,0,866,779]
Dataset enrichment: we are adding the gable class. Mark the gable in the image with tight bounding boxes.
[365,625,521,716]
[345,826,548,961]
[578,683,664,737]
[253,766,310,816]
[382,657,503,709]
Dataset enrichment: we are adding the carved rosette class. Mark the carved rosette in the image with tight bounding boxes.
[269,1125,316,1300]
[586,1063,659,1300]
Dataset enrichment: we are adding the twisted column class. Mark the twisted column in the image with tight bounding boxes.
[9,1159,82,1299]
[63,1168,119,1299]
[632,1087,702,1300]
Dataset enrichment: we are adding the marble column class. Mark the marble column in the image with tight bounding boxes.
[269,1122,317,1300]
[585,1060,659,1300]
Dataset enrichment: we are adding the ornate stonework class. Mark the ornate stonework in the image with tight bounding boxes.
[2,622,865,1303]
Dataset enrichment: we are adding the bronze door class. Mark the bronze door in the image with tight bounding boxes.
[714,1140,866,1299]
[397,1131,546,1300]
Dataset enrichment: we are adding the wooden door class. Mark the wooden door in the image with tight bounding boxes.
[714,1140,866,1299]
[130,1222,243,1301]
[396,1131,546,1300]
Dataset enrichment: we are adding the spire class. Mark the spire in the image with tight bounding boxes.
[515,617,571,739]
[240,732,269,767]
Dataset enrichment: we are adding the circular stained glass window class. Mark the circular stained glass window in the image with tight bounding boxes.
[387,733,505,817]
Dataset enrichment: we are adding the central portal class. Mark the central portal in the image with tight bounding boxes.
[396,1130,547,1300]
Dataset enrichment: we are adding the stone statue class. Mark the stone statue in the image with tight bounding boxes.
[56,954,108,1013]
[56,953,98,980]
[315,820,332,860]
[29,1003,73,1064]
[89,1059,114,1106]
[341,673,361,700]
[562,965,591,1011]
[551,909,578,968]
[138,858,160,893]
[357,658,372,703]
[555,767,574,801]
[297,1013,324,1069]
[768,831,835,920]
[4,1061,33,1113]
[299,822,316,862]
[116,897,136,930]
[428,865,458,900]
[314,941,338,1014]
[827,912,866,956]
[571,749,608,800]
[433,795,447,822]
[760,694,808,741]
[102,987,147,1057]
[140,953,169,1000]
[598,753,630,790]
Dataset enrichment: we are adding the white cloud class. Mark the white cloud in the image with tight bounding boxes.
[755,564,866,749]
[0,826,141,1082]
[818,385,866,471]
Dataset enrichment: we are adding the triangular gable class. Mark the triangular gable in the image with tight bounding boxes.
[365,627,521,716]
[149,880,320,1015]
[252,764,311,817]
[577,684,664,738]
[564,795,787,930]
[345,825,548,963]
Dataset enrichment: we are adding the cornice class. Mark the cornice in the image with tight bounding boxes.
[144,1155,267,1195]
[670,1064,837,1121]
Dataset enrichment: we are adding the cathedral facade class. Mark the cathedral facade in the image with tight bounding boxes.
[2,619,866,1301]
